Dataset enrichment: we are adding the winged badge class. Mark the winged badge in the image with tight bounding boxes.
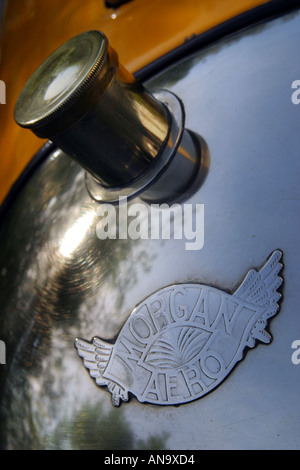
[75,250,283,407]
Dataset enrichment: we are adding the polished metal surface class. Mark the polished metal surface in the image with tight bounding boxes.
[1,11,300,450]
[76,250,283,407]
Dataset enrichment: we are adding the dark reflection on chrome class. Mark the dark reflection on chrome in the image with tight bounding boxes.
[50,402,168,450]
[0,152,156,449]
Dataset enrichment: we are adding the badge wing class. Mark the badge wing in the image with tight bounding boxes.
[75,336,129,406]
[233,249,283,346]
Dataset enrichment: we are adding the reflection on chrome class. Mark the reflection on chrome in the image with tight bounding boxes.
[59,210,96,258]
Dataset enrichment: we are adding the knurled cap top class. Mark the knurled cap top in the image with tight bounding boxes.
[14,31,110,138]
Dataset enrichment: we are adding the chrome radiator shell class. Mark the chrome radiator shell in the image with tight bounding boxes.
[0,12,300,450]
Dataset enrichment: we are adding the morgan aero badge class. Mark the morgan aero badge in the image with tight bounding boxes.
[75,250,283,407]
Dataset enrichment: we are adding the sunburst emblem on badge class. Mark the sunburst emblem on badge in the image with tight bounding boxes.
[75,250,283,407]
